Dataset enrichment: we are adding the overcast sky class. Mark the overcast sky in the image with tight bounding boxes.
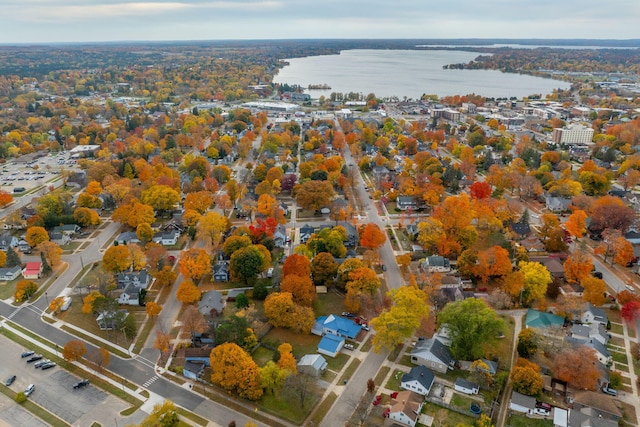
[2,0,639,44]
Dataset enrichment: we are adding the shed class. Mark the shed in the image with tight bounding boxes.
[297,354,328,376]
[454,377,479,395]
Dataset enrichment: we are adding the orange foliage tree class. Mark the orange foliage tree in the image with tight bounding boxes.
[472,246,512,284]
[563,248,593,283]
[282,254,311,279]
[264,292,315,333]
[178,248,211,280]
[14,280,38,302]
[276,343,297,374]
[511,358,543,396]
[280,274,316,307]
[209,342,263,400]
[62,339,87,361]
[176,279,201,305]
[581,276,606,306]
[102,245,132,273]
[565,209,587,239]
[553,346,601,391]
[0,190,13,208]
[359,223,386,249]
[145,301,162,318]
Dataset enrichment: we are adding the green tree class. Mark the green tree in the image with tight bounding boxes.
[5,247,21,268]
[260,361,290,395]
[138,400,179,427]
[517,328,538,358]
[230,245,267,285]
[216,315,257,352]
[437,298,504,360]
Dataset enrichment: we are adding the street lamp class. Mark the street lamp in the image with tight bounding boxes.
[44,292,48,307]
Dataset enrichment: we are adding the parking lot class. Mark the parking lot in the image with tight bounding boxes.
[0,152,73,194]
[0,335,131,426]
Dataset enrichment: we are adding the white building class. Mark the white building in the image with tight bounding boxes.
[552,123,594,146]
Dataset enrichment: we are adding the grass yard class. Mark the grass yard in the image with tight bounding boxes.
[257,386,321,424]
[252,345,275,367]
[385,369,406,391]
[309,392,337,427]
[314,291,347,317]
[338,359,361,384]
[326,353,350,372]
[0,278,19,300]
[374,366,390,387]
[261,327,321,360]
[422,402,477,426]
[450,393,478,411]
[508,414,554,427]
[485,314,516,369]
[609,323,623,335]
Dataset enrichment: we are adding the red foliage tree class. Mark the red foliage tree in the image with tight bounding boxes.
[469,181,492,199]
[621,300,640,323]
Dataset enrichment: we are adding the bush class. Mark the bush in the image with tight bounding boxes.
[15,392,26,404]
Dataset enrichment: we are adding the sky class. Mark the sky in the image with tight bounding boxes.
[2,0,639,44]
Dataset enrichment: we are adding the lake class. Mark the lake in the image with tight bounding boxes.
[273,49,571,99]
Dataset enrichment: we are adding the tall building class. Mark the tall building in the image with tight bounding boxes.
[552,123,594,145]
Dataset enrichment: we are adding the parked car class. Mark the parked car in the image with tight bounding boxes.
[361,324,370,331]
[533,407,550,416]
[24,384,35,397]
[20,350,35,358]
[381,264,387,271]
[73,379,90,390]
[602,386,617,396]
[40,362,56,370]
[343,343,355,350]
[34,359,51,369]
[341,312,356,318]
[26,355,42,363]
[4,375,16,386]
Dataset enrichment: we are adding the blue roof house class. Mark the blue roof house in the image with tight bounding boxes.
[311,314,361,339]
[317,334,345,358]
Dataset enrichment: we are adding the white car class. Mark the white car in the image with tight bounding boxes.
[533,407,550,416]
[24,384,35,397]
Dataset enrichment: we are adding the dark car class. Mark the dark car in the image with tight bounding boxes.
[34,359,50,369]
[40,362,56,370]
[593,271,603,279]
[73,379,90,389]
[26,355,42,363]
[4,375,16,386]
[20,351,35,358]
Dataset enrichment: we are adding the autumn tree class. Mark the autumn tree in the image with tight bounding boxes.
[138,400,179,427]
[469,181,492,199]
[260,361,289,395]
[222,235,253,258]
[62,340,87,361]
[146,301,162,318]
[184,191,214,214]
[136,223,154,244]
[88,347,110,372]
[73,207,101,227]
[347,267,381,295]
[25,226,49,247]
[518,261,552,306]
[621,301,640,323]
[37,241,63,266]
[176,279,201,305]
[276,343,297,374]
[141,184,180,212]
[511,358,543,396]
[181,305,207,335]
[553,346,601,391]
[471,246,512,284]
[581,276,606,306]
[437,298,504,360]
[294,180,335,211]
[154,265,177,287]
[196,211,230,248]
[102,245,132,273]
[565,209,587,239]
[154,330,172,359]
[517,328,538,358]
[280,274,316,307]
[178,248,211,280]
[81,290,103,314]
[264,292,315,333]
[112,199,155,228]
[311,252,339,286]
[282,254,311,279]
[209,343,263,400]
[0,190,13,208]
[14,280,37,303]
[0,251,6,268]
[589,195,635,235]
[49,297,65,315]
[371,284,430,352]
[359,223,386,249]
[564,247,593,283]
[216,315,257,352]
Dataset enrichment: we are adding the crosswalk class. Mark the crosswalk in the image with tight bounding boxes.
[143,376,159,387]
[6,308,20,320]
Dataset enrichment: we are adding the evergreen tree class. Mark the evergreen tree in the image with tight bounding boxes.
[520,209,530,224]
[40,252,52,276]
[5,247,21,268]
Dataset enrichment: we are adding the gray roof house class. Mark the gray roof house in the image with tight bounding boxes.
[581,303,608,326]
[0,233,18,251]
[420,256,451,273]
[274,224,288,248]
[49,231,70,246]
[212,263,229,282]
[198,290,225,317]
[454,377,479,395]
[116,270,151,306]
[297,354,328,377]
[0,266,22,281]
[410,338,454,374]
[53,224,80,236]
[509,391,536,414]
[545,194,571,212]
[299,224,315,243]
[115,231,140,245]
[152,230,180,246]
[401,365,435,396]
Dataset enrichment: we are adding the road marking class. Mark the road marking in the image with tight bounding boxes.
[6,308,20,320]
[143,376,159,387]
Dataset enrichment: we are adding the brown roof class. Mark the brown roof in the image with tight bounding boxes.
[573,390,622,418]
[182,347,212,358]
[389,391,422,422]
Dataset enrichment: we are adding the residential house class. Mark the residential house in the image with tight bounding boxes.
[198,290,225,317]
[297,354,328,376]
[318,222,359,248]
[274,224,288,248]
[510,222,531,239]
[0,233,18,251]
[454,377,479,395]
[388,390,424,427]
[568,408,617,427]
[48,232,70,246]
[317,334,345,358]
[96,310,128,330]
[22,261,42,279]
[545,194,571,212]
[17,239,31,254]
[530,257,565,281]
[410,338,455,374]
[212,263,229,282]
[569,323,610,346]
[299,224,315,244]
[152,230,180,246]
[525,309,564,336]
[405,223,419,240]
[624,229,640,245]
[400,366,435,396]
[116,270,151,306]
[115,231,140,245]
[397,196,418,211]
[572,390,622,422]
[184,347,211,366]
[183,361,205,380]
[581,303,608,326]
[519,234,546,253]
[0,266,22,281]
[311,314,361,340]
[420,256,451,273]
[53,224,80,236]
[509,391,536,414]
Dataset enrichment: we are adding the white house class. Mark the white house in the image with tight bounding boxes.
[410,338,455,374]
[420,256,451,273]
[581,303,608,326]
[400,366,435,396]
[509,391,536,414]
[454,377,479,395]
[297,354,328,377]
[152,230,180,246]
[388,390,423,427]
[22,261,42,279]
[0,266,21,281]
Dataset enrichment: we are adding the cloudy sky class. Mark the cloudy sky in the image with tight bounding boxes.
[2,0,639,44]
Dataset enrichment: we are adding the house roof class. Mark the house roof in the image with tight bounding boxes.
[389,391,422,422]
[423,256,450,267]
[198,290,225,316]
[455,377,479,390]
[525,309,564,329]
[584,303,607,323]
[401,366,435,390]
[510,391,536,409]
[0,266,21,275]
[315,315,362,339]
[569,409,617,427]
[510,222,531,236]
[23,261,41,272]
[318,334,344,354]
[116,270,150,287]
[410,338,453,367]
[298,354,327,371]
[213,263,229,275]
[573,390,622,418]
[184,360,205,375]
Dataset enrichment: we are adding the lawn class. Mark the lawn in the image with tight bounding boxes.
[338,359,361,384]
[385,369,406,391]
[609,323,624,335]
[422,402,477,426]
[261,327,321,360]
[309,392,337,427]
[252,345,275,367]
[314,291,347,317]
[257,381,322,424]
[450,393,478,411]
[0,278,19,300]
[508,414,554,427]
[326,353,350,372]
